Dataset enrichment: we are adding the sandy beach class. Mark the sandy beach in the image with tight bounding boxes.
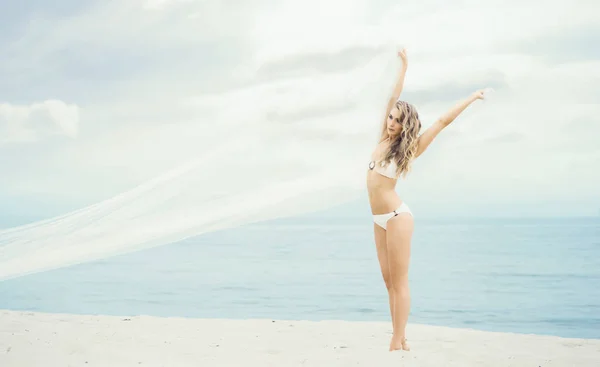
[1,310,599,366]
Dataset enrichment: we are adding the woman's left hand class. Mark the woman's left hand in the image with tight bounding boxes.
[398,48,408,65]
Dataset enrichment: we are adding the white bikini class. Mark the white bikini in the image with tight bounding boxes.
[368,158,413,230]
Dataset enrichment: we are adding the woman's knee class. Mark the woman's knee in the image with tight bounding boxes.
[390,274,409,295]
[385,279,393,292]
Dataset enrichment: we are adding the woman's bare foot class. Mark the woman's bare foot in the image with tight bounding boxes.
[389,336,410,351]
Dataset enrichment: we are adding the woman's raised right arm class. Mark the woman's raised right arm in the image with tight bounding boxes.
[379,49,409,140]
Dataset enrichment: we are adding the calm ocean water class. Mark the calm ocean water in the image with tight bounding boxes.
[1,206,599,339]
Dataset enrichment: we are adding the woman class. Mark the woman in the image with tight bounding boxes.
[367,49,487,351]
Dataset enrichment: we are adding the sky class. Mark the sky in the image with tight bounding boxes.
[1,0,599,224]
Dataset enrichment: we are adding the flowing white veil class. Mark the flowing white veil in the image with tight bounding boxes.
[0,45,399,281]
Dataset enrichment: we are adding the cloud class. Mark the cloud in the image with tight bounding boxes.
[0,100,79,144]
[0,0,252,105]
[0,0,598,218]
[253,45,388,81]
[512,25,600,65]
[142,0,202,11]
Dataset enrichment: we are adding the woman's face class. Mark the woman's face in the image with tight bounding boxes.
[386,107,402,138]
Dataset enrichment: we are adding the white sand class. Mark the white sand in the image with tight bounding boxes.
[1,310,599,366]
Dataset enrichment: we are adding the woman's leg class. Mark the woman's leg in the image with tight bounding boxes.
[386,213,414,351]
[373,223,394,327]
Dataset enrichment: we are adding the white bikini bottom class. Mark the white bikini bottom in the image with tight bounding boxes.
[372,202,413,230]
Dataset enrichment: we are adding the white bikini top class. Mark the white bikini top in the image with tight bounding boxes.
[368,159,399,179]
[369,137,400,179]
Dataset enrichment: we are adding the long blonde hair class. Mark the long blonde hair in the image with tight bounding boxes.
[380,100,421,178]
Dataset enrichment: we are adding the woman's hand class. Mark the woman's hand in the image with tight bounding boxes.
[398,48,408,66]
[472,88,493,101]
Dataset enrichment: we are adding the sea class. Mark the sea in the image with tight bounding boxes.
[1,203,599,340]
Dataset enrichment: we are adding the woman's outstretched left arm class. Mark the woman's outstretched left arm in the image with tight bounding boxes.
[415,89,486,158]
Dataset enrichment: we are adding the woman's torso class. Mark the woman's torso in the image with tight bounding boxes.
[366,140,403,214]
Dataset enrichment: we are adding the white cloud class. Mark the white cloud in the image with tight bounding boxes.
[0,100,79,144]
[0,0,598,217]
[143,0,205,10]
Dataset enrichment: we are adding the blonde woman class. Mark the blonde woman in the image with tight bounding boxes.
[367,49,487,351]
